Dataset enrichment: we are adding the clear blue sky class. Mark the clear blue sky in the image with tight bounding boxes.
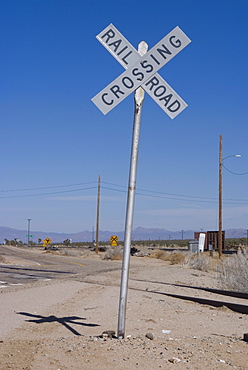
[0,0,247,235]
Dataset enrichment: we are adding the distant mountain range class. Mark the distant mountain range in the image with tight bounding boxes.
[0,226,247,244]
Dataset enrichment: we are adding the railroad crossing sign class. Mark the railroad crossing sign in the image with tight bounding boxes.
[43,238,51,245]
[92,24,191,117]
[91,24,192,339]
[110,235,118,246]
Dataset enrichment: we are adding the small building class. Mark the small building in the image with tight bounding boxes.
[194,231,225,251]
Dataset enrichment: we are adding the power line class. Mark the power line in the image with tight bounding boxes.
[101,185,248,205]
[102,181,248,203]
[0,186,97,199]
[0,179,247,205]
[102,181,219,199]
[0,181,96,193]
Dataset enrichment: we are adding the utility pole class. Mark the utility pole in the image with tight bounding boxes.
[27,218,31,245]
[92,226,94,243]
[95,175,100,254]
[218,135,223,258]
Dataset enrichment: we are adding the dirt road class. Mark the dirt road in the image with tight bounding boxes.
[0,246,247,369]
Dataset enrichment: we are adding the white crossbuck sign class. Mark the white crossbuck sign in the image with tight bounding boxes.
[92,24,191,118]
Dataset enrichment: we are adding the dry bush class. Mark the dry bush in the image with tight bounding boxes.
[44,249,58,254]
[218,253,248,293]
[169,253,186,265]
[188,253,211,272]
[187,253,221,272]
[149,251,170,261]
[149,251,186,265]
[60,249,83,257]
[110,253,122,261]
[0,255,7,263]
[44,248,85,257]
[103,246,123,260]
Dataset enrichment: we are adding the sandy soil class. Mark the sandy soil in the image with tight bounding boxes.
[0,248,247,369]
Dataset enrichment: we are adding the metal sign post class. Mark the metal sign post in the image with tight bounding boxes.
[117,41,147,338]
[27,218,31,245]
[91,24,191,338]
[95,175,101,254]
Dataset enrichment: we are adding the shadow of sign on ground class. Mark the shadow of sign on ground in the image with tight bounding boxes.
[17,312,100,336]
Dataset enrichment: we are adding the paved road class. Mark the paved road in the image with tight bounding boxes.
[0,245,121,288]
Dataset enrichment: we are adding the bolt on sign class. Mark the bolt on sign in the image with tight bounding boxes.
[92,24,191,118]
[110,235,118,246]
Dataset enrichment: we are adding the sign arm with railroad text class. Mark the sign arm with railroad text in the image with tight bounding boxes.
[92,25,191,117]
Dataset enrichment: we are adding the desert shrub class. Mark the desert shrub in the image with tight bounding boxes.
[149,251,186,264]
[43,248,85,257]
[187,253,220,272]
[169,252,186,265]
[60,248,85,257]
[44,249,56,254]
[149,251,171,261]
[225,238,247,250]
[218,253,248,293]
[0,255,7,263]
[103,246,123,260]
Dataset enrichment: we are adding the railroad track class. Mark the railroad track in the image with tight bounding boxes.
[130,278,248,314]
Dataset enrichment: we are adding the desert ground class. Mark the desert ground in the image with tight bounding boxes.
[0,245,247,369]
